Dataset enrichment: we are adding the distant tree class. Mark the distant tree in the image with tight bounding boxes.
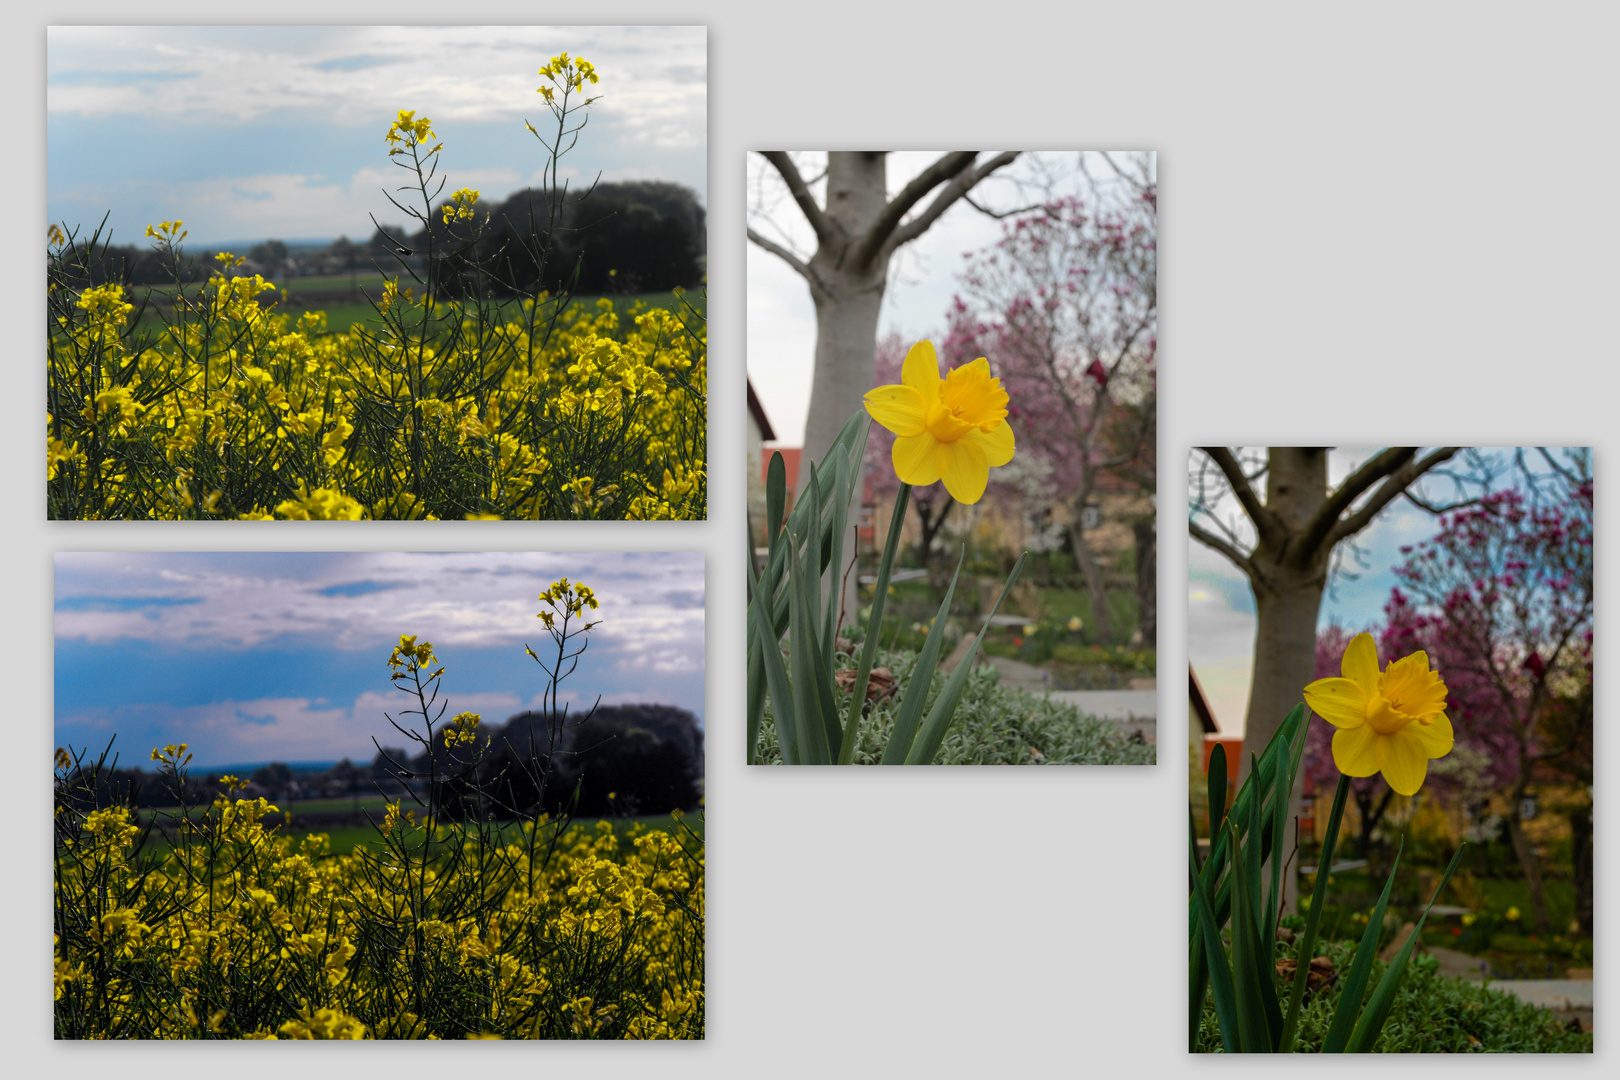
[552,704,704,817]
[948,169,1157,644]
[464,705,703,819]
[324,235,365,285]
[424,181,705,298]
[248,239,290,272]
[1380,461,1593,932]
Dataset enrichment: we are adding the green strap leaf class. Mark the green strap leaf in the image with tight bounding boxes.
[784,525,831,764]
[1279,774,1350,1051]
[1346,841,1468,1052]
[1207,742,1228,838]
[840,484,910,764]
[905,552,1028,765]
[745,530,799,764]
[1190,823,1239,1053]
[881,549,964,765]
[1322,835,1405,1052]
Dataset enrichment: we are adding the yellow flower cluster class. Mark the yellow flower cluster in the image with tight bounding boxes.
[537,53,598,102]
[442,187,480,225]
[47,281,706,519]
[385,109,441,157]
[388,634,444,683]
[55,792,704,1039]
[445,711,482,747]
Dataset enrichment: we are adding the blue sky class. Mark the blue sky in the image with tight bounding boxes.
[55,552,705,768]
[1186,447,1565,732]
[47,25,706,248]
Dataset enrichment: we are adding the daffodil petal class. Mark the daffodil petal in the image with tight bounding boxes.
[1375,727,1431,796]
[975,419,1015,467]
[1303,677,1368,728]
[1410,711,1454,758]
[937,438,989,504]
[901,341,941,405]
[863,384,926,436]
[1342,633,1380,696]
[1332,724,1380,777]
[892,433,942,486]
[960,355,991,375]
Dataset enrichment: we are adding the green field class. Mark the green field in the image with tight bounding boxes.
[136,805,703,857]
[131,275,705,335]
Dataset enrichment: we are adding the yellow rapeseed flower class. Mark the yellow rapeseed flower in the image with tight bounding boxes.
[1302,632,1453,796]
[862,340,1015,504]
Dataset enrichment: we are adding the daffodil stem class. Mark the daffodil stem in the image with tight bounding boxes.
[1279,774,1349,1051]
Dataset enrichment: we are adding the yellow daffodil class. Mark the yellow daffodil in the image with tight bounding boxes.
[1302,632,1453,796]
[862,341,1015,504]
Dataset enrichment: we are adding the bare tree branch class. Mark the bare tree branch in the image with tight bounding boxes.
[1199,446,1277,543]
[962,192,1045,220]
[760,151,837,246]
[1402,489,1483,515]
[746,226,813,282]
[1325,447,1461,547]
[841,151,978,270]
[882,151,1022,257]
[1190,520,1258,579]
[1299,447,1417,554]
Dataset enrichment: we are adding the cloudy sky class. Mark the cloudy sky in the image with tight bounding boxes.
[1186,447,1549,733]
[47,25,706,248]
[55,551,704,768]
[746,151,1153,447]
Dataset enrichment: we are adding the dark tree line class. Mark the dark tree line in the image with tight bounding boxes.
[58,703,704,819]
[400,180,706,298]
[51,179,706,298]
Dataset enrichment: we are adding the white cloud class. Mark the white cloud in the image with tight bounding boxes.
[55,552,705,672]
[49,26,705,133]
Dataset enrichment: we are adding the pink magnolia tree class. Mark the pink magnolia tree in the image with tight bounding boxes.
[948,180,1156,644]
[1382,479,1593,932]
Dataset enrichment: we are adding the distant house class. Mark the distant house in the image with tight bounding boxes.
[1192,664,1240,783]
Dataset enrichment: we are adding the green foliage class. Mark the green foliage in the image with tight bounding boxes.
[1195,944,1590,1053]
[1190,710,1469,1053]
[746,413,1028,765]
[753,647,1153,766]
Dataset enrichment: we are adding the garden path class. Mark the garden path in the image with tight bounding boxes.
[1416,944,1592,1033]
[950,648,1158,743]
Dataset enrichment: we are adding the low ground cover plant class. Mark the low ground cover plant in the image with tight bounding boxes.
[47,53,705,521]
[54,579,705,1039]
[754,646,1153,766]
[1194,940,1590,1053]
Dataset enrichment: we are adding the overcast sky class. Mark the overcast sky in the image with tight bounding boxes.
[55,551,704,768]
[1186,447,1550,734]
[47,25,706,248]
[746,151,1152,447]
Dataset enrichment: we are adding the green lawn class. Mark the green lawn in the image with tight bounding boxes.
[133,809,703,857]
[1300,865,1590,978]
[130,284,705,336]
